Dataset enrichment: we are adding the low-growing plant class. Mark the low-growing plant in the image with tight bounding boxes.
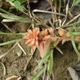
[0,0,80,80]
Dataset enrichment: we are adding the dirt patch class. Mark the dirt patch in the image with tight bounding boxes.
[0,41,78,80]
[54,44,78,80]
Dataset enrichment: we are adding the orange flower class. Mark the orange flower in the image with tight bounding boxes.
[24,28,40,50]
[38,35,51,58]
[24,27,53,58]
[38,29,52,58]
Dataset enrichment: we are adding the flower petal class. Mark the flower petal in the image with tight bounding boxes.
[25,39,32,44]
[28,39,35,46]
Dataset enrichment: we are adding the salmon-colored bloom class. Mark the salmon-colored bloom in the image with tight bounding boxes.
[38,35,51,58]
[38,29,52,58]
[24,28,40,50]
[24,27,53,58]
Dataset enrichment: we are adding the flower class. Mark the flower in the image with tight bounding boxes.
[24,28,40,50]
[24,27,53,58]
[38,35,51,58]
[38,29,52,58]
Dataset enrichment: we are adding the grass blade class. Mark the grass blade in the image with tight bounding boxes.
[0,32,25,36]
[13,1,24,11]
[48,50,53,75]
[32,65,47,80]
[38,49,52,66]
[71,0,80,8]
[69,30,80,56]
[73,32,80,36]
[0,39,22,46]
[0,8,31,23]
[0,13,31,23]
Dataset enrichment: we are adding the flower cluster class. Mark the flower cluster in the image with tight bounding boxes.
[24,27,54,58]
[24,27,80,58]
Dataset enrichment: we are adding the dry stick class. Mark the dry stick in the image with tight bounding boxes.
[62,2,69,26]
[32,64,42,74]
[33,9,65,16]
[2,19,16,22]
[17,43,27,55]
[32,13,49,28]
[65,14,80,26]
[42,70,46,80]
[27,0,35,28]
[33,9,65,28]
[1,22,13,32]
[0,62,6,79]
[52,72,54,80]
[48,0,56,27]
[24,49,35,71]
[0,43,17,59]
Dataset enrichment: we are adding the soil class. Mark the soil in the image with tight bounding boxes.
[0,0,80,80]
[54,43,77,80]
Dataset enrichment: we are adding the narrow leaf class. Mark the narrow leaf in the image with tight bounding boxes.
[0,39,22,46]
[0,32,25,36]
[71,0,80,8]
[14,1,24,11]
[48,50,53,75]
[69,30,80,56]
[0,13,31,23]
[73,32,80,36]
[32,65,47,80]
[39,49,52,66]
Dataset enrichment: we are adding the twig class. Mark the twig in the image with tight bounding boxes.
[62,1,69,26]
[42,70,46,80]
[52,72,54,80]
[1,22,13,32]
[0,43,17,59]
[23,49,35,71]
[33,9,66,16]
[0,62,6,79]
[65,14,80,26]
[17,43,27,55]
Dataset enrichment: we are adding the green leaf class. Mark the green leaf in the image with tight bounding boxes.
[6,0,24,11]
[48,50,53,75]
[0,39,22,46]
[69,30,80,56]
[71,0,80,8]
[14,1,24,11]
[31,65,47,80]
[39,49,52,66]
[6,0,14,2]
[19,0,26,4]
[0,13,31,23]
[0,32,25,36]
[73,32,80,36]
